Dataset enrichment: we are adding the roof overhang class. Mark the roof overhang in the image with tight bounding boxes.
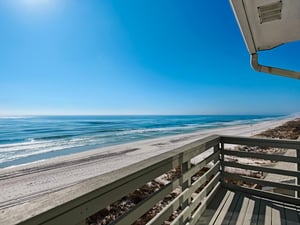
[230,0,300,79]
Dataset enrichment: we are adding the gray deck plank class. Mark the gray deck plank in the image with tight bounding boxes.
[257,200,270,225]
[250,197,261,225]
[235,196,249,225]
[196,188,230,225]
[271,202,286,225]
[206,189,233,225]
[264,202,272,225]
[228,193,246,225]
[257,200,266,225]
[297,205,300,221]
[242,196,255,225]
[198,188,299,225]
[222,192,242,225]
[211,191,236,225]
[284,203,300,225]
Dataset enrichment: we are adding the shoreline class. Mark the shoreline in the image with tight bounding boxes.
[0,115,294,172]
[0,115,287,169]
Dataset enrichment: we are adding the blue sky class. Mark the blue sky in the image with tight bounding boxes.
[0,0,299,116]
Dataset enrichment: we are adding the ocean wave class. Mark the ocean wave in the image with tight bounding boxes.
[0,137,106,164]
[0,145,81,164]
[34,134,76,141]
[221,120,248,126]
[0,115,285,167]
[0,116,32,119]
[77,121,117,125]
[0,136,106,153]
[114,124,214,136]
[0,138,28,145]
[22,128,59,133]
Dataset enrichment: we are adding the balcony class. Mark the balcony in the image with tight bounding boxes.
[2,135,300,225]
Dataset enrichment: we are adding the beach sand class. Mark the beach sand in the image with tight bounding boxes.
[0,116,295,209]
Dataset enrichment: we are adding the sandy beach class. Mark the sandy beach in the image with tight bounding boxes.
[0,116,295,210]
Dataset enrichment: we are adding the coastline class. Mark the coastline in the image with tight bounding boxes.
[0,115,293,172]
[0,116,297,172]
[0,115,286,169]
[0,116,297,209]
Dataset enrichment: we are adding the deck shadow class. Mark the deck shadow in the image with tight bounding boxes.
[197,188,300,225]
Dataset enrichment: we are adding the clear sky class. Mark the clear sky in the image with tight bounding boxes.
[0,0,300,116]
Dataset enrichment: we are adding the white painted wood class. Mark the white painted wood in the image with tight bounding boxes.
[221,136,300,149]
[222,172,300,192]
[242,196,255,225]
[188,182,221,225]
[223,183,300,206]
[212,191,236,225]
[234,196,249,225]
[223,161,300,178]
[223,149,300,164]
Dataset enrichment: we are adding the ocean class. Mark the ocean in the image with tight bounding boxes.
[0,115,283,168]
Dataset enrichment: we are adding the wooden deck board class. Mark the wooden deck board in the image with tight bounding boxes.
[235,196,249,225]
[243,197,255,225]
[257,200,267,225]
[264,204,272,225]
[196,188,230,225]
[211,191,236,225]
[222,192,241,225]
[228,193,245,225]
[205,190,234,225]
[284,203,300,225]
[271,202,285,225]
[196,188,299,225]
[249,196,261,225]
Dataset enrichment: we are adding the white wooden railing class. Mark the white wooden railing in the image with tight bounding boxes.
[2,135,300,225]
[220,135,300,205]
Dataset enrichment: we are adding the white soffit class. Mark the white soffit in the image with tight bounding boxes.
[230,0,300,53]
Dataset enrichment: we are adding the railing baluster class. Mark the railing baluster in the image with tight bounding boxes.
[213,144,220,164]
[220,142,225,184]
[221,135,300,204]
[181,160,191,222]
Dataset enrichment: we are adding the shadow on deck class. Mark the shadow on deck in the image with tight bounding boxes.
[198,187,300,225]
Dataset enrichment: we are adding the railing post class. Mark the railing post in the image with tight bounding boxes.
[213,144,220,163]
[220,142,225,184]
[214,143,222,180]
[181,160,191,222]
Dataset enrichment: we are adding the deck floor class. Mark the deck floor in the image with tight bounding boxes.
[197,188,300,225]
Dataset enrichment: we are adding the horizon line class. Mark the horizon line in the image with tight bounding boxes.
[0,113,292,117]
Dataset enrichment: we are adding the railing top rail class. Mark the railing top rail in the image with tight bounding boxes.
[220,135,300,149]
[2,135,220,225]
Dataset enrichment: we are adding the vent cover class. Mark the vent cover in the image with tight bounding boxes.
[258,1,282,24]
